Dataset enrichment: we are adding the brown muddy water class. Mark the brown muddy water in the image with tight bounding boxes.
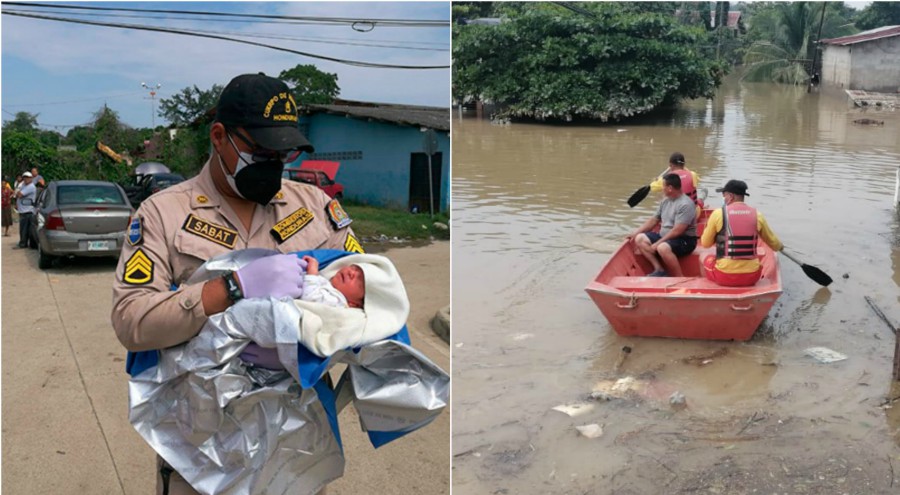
[452,78,900,494]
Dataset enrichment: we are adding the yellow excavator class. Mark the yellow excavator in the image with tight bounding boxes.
[96,141,132,166]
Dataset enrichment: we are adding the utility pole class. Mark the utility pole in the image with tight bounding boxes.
[141,82,162,128]
[809,3,827,93]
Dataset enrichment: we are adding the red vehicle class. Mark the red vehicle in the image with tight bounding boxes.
[282,160,344,199]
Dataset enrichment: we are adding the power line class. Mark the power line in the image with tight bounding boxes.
[1,7,436,29]
[4,91,150,108]
[2,11,450,69]
[2,8,449,49]
[2,2,450,27]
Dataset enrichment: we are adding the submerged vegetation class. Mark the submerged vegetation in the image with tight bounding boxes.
[453,2,727,122]
[453,2,897,121]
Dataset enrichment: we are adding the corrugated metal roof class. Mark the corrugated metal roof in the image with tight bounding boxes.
[821,25,900,46]
[305,100,450,131]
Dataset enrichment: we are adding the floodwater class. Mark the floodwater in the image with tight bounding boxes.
[452,77,900,494]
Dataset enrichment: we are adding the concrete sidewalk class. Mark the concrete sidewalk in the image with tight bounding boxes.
[1,227,449,494]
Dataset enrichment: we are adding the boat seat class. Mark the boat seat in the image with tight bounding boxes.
[607,275,770,294]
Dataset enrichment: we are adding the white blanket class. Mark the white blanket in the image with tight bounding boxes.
[297,254,410,357]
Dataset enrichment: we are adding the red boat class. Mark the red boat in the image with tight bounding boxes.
[584,210,782,341]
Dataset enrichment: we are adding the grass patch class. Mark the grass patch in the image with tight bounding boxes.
[342,201,449,241]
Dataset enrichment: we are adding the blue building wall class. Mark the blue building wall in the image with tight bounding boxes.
[298,114,450,212]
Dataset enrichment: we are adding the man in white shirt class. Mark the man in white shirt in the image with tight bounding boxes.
[14,171,36,249]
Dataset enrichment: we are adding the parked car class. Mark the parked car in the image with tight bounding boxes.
[124,172,185,208]
[29,180,134,269]
[282,160,344,199]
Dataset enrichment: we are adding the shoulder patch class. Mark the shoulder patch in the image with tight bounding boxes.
[123,248,154,285]
[182,214,238,249]
[196,195,208,204]
[127,217,143,246]
[344,233,365,254]
[326,199,352,230]
[270,207,314,244]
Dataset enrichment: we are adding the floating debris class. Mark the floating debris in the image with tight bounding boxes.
[575,424,604,439]
[669,391,686,410]
[852,118,885,126]
[804,347,848,364]
[681,347,728,366]
[613,345,632,373]
[552,402,595,417]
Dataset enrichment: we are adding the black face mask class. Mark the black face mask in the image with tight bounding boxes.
[219,136,285,205]
[230,158,284,205]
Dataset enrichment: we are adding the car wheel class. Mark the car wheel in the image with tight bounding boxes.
[38,242,55,270]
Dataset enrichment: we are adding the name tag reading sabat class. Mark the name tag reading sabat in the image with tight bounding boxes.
[182,214,238,249]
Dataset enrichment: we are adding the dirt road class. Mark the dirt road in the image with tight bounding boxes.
[1,229,449,495]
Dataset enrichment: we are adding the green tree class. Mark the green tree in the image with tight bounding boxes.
[158,84,224,127]
[452,1,497,23]
[2,111,39,133]
[278,64,340,105]
[64,125,97,152]
[157,126,209,178]
[1,131,55,181]
[742,2,856,84]
[453,3,726,121]
[855,2,900,30]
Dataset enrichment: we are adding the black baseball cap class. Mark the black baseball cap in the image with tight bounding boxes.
[215,73,314,152]
[716,180,750,196]
[669,152,686,165]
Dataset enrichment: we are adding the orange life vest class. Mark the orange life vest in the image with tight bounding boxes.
[671,168,699,206]
[716,203,758,260]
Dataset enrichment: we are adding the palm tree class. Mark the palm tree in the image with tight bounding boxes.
[742,2,856,85]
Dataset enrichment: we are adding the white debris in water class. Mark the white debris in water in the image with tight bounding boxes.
[611,376,638,393]
[804,347,848,364]
[512,333,535,341]
[617,129,628,133]
[552,402,595,417]
[669,391,687,408]
[575,424,604,439]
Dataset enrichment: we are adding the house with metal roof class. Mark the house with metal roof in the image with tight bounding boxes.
[820,26,900,93]
[299,100,450,213]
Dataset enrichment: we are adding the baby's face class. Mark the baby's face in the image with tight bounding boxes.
[330,264,365,308]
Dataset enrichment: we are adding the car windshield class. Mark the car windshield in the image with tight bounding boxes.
[58,184,126,205]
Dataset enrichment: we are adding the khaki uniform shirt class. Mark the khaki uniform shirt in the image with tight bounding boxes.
[111,161,362,351]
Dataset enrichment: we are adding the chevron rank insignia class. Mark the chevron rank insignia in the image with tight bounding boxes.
[271,207,314,244]
[127,216,143,246]
[123,248,154,285]
[344,233,365,254]
[326,199,352,230]
[182,214,237,249]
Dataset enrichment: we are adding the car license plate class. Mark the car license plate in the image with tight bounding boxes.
[88,240,111,251]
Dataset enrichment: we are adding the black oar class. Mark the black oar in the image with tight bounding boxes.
[627,185,651,207]
[627,169,669,208]
[780,249,833,287]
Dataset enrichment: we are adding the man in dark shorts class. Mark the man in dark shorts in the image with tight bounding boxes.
[627,173,698,277]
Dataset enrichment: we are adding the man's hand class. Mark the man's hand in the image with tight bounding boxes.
[626,230,641,242]
[302,255,319,275]
[235,254,308,299]
[239,343,284,370]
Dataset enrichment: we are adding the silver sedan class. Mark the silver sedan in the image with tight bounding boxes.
[29,180,134,269]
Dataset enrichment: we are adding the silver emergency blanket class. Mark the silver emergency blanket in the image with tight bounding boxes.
[128,250,449,495]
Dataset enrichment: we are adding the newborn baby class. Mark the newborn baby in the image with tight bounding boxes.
[241,252,410,365]
[300,255,365,308]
